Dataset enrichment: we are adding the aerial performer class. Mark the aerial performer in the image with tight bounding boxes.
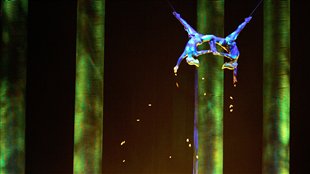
[172,11,215,76]
[209,16,252,84]
[173,11,252,83]
[171,0,262,84]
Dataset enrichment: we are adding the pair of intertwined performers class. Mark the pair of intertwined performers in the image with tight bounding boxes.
[173,11,252,84]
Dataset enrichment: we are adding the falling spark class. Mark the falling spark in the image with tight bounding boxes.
[120,141,126,146]
[169,156,172,159]
[230,109,233,112]
[230,96,233,100]
[136,118,140,122]
[176,82,179,88]
[186,138,189,142]
[148,103,152,107]
[122,160,126,163]
[189,143,192,147]
[229,104,233,108]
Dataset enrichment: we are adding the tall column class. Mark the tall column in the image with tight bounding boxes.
[263,0,290,173]
[74,0,105,173]
[194,0,224,173]
[0,0,27,173]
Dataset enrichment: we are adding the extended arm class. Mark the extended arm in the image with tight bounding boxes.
[201,34,221,53]
[173,51,187,75]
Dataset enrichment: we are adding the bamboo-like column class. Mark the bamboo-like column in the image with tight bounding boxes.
[194,0,224,173]
[0,0,27,173]
[74,0,105,173]
[263,0,290,173]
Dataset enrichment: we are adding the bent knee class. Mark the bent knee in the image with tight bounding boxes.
[231,55,239,60]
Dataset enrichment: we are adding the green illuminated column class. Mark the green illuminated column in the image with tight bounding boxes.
[194,0,224,173]
[0,0,27,174]
[263,0,290,173]
[74,0,105,173]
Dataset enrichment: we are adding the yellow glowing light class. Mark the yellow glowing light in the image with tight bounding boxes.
[230,96,233,100]
[136,118,140,122]
[189,144,192,147]
[176,82,179,88]
[120,141,126,146]
[203,92,207,96]
[196,155,199,159]
[148,103,152,107]
[229,104,233,108]
[169,156,172,159]
[122,160,126,163]
[229,109,233,112]
[202,77,205,80]
[186,138,189,142]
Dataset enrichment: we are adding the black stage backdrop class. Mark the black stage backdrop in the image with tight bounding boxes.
[25,0,308,173]
[26,1,76,174]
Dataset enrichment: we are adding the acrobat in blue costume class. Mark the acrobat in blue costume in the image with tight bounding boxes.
[173,11,252,84]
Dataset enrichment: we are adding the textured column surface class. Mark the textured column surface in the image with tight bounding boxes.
[194,0,224,173]
[0,0,27,174]
[74,0,105,173]
[263,0,290,173]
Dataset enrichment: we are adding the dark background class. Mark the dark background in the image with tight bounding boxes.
[25,0,308,173]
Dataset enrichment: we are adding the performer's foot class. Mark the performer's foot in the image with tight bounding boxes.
[173,12,180,18]
[222,61,238,70]
[245,16,252,23]
[186,57,199,67]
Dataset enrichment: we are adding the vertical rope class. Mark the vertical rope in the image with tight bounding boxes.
[249,0,263,16]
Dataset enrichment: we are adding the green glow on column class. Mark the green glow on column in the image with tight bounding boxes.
[263,0,290,173]
[194,0,224,173]
[74,0,105,173]
[0,0,27,174]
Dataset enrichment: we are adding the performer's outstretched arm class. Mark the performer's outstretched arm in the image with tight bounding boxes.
[173,51,187,75]
[226,16,252,41]
[173,12,199,37]
[201,34,218,53]
[196,50,213,56]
